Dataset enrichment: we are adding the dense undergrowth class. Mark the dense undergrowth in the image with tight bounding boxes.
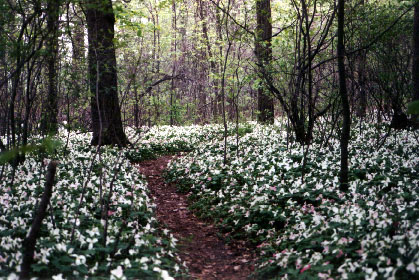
[164,121,419,279]
[0,129,184,279]
[1,121,418,279]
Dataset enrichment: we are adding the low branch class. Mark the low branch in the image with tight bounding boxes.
[314,103,332,119]
[145,74,184,93]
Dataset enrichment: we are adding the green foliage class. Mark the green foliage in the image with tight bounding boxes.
[0,130,185,279]
[165,122,419,279]
[114,2,144,38]
[407,100,419,115]
[0,137,62,164]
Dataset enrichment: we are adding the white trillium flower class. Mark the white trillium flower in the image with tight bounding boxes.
[52,274,65,280]
[110,266,124,280]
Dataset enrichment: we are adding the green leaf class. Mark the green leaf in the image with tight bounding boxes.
[42,137,62,154]
[0,149,17,164]
[407,100,419,115]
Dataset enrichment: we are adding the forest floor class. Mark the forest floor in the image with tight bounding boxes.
[137,155,256,280]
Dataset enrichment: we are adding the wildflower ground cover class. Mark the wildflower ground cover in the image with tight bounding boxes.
[0,129,183,279]
[165,122,419,279]
[1,122,418,280]
[125,125,226,162]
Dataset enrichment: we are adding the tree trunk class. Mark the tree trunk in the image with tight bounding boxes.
[65,1,87,130]
[255,0,274,124]
[71,2,86,95]
[170,0,177,126]
[0,1,7,136]
[199,0,218,122]
[356,0,367,118]
[337,0,350,191]
[20,161,58,279]
[215,4,224,120]
[41,0,60,135]
[86,0,128,146]
[413,2,419,102]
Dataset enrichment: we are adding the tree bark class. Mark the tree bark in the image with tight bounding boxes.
[337,0,350,191]
[86,0,128,146]
[255,0,274,124]
[413,2,419,102]
[41,0,60,135]
[70,2,86,95]
[356,0,367,117]
[170,0,177,126]
[20,161,58,279]
[0,1,8,136]
[199,0,218,121]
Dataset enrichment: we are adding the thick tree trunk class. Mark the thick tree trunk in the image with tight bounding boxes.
[337,0,350,191]
[413,2,419,102]
[255,0,274,124]
[41,0,60,135]
[86,0,128,146]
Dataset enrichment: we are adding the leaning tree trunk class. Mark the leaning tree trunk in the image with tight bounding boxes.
[255,0,274,124]
[86,0,128,146]
[337,0,351,191]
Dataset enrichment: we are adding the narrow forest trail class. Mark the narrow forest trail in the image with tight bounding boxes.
[137,155,256,280]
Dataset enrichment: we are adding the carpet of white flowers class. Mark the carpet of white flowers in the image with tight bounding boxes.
[0,129,183,279]
[165,122,419,279]
[125,124,234,162]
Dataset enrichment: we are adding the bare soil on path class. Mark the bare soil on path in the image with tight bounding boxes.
[137,155,256,280]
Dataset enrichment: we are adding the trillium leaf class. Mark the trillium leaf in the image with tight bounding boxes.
[407,100,419,115]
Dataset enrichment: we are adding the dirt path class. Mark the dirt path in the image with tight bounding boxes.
[137,155,256,280]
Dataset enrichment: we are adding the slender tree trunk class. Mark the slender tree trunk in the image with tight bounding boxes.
[134,84,139,128]
[68,2,87,129]
[41,0,60,135]
[357,51,367,117]
[255,0,274,124]
[355,0,367,117]
[170,0,177,126]
[413,2,419,102]
[86,0,128,146]
[0,1,7,136]
[70,2,86,95]
[302,0,314,143]
[20,161,58,279]
[337,0,350,191]
[199,0,218,121]
[9,34,22,153]
[222,1,232,164]
[215,4,224,119]
[22,59,37,152]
